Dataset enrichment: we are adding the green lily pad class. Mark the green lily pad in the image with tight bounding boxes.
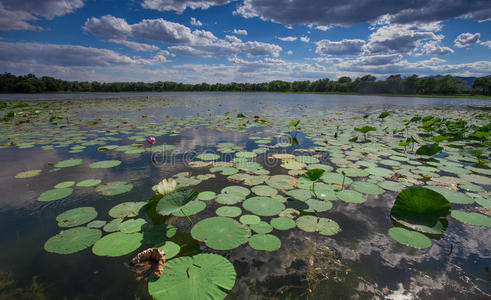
[416,144,443,156]
[198,191,216,201]
[38,188,73,202]
[109,202,146,218]
[239,214,261,225]
[156,190,199,216]
[296,216,340,236]
[281,160,307,170]
[451,210,491,227]
[15,169,41,178]
[336,168,369,177]
[251,185,278,197]
[390,187,451,234]
[286,189,312,201]
[295,155,319,164]
[148,253,236,300]
[270,217,296,230]
[87,220,107,229]
[89,160,121,168]
[54,181,75,189]
[57,207,97,228]
[352,181,385,195]
[250,221,273,234]
[103,218,123,232]
[76,179,102,187]
[378,181,406,192]
[267,175,296,190]
[336,190,366,203]
[158,241,181,259]
[322,172,353,185]
[197,153,220,161]
[216,193,245,205]
[92,232,143,257]
[304,199,333,212]
[249,234,281,251]
[243,196,286,216]
[216,206,242,217]
[44,227,102,254]
[95,181,133,196]
[173,200,207,216]
[388,227,432,249]
[221,186,251,197]
[142,224,177,247]
[426,186,474,204]
[191,217,250,250]
[54,159,83,168]
[235,151,257,158]
[119,218,147,233]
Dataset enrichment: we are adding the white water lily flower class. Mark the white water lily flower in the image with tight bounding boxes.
[156,178,177,195]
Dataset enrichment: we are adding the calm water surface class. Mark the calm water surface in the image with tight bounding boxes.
[0,93,489,299]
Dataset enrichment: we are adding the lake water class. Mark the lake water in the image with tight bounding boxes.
[0,93,489,299]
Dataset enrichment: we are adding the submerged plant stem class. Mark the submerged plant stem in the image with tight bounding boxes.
[181,209,193,225]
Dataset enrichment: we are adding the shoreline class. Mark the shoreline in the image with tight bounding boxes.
[0,90,490,100]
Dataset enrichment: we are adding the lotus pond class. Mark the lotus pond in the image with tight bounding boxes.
[0,93,490,299]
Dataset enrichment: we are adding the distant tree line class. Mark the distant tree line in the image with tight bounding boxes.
[0,73,490,95]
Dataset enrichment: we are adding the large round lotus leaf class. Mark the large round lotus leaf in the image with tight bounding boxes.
[239,214,260,225]
[142,224,177,247]
[210,166,238,175]
[216,192,245,205]
[15,169,41,178]
[296,216,340,236]
[148,253,236,300]
[475,195,491,209]
[174,200,207,216]
[286,189,312,201]
[87,220,106,229]
[119,218,147,233]
[54,181,75,189]
[391,187,451,234]
[459,182,484,192]
[378,181,406,192]
[352,181,385,195]
[451,210,491,227]
[216,206,242,217]
[54,159,83,168]
[197,153,220,161]
[252,185,278,197]
[222,186,251,197]
[76,179,102,187]
[95,181,133,196]
[198,191,216,201]
[158,241,180,259]
[103,218,123,232]
[89,160,121,168]
[281,160,307,170]
[44,227,102,254]
[109,202,146,218]
[388,227,432,249]
[235,151,257,158]
[156,190,199,216]
[336,168,369,177]
[270,217,296,230]
[243,196,286,216]
[321,172,353,185]
[57,207,97,228]
[304,199,333,212]
[92,232,143,257]
[267,175,297,190]
[426,186,474,204]
[249,234,281,251]
[38,188,73,202]
[336,190,366,203]
[250,221,273,234]
[191,217,250,250]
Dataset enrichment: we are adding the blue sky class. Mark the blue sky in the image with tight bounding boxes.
[0,0,490,83]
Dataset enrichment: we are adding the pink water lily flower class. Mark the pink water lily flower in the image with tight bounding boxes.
[147,136,156,145]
